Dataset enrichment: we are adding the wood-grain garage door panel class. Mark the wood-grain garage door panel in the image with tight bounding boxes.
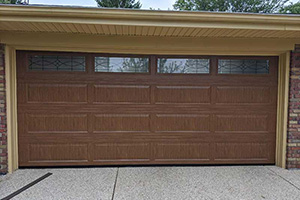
[17,52,278,166]
[154,142,211,161]
[155,114,210,132]
[155,86,211,104]
[28,143,89,162]
[92,142,151,162]
[26,114,88,133]
[214,143,270,161]
[93,85,151,104]
[216,86,271,104]
[27,84,88,103]
[215,114,269,132]
[93,114,150,132]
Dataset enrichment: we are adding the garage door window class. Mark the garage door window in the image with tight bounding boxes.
[29,55,86,71]
[157,58,210,74]
[218,59,269,74]
[95,57,149,73]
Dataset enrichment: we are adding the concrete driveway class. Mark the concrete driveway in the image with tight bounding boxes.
[0,166,300,200]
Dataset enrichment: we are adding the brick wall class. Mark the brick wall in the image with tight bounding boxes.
[287,44,300,169]
[0,44,7,174]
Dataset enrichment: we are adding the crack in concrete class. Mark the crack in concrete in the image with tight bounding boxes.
[111,168,119,200]
[266,167,300,191]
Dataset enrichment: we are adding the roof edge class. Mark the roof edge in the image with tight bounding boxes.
[0,4,300,25]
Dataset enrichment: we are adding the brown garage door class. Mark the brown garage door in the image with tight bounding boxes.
[17,51,278,166]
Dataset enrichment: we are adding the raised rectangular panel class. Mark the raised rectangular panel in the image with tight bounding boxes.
[155,114,210,132]
[27,84,88,103]
[93,85,150,104]
[216,86,270,104]
[29,144,88,162]
[27,114,88,133]
[93,143,150,161]
[214,143,269,160]
[215,115,268,132]
[93,114,150,132]
[154,142,210,161]
[155,86,211,104]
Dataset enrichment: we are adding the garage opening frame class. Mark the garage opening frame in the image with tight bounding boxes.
[4,44,290,173]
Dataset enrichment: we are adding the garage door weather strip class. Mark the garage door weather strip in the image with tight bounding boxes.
[1,173,53,200]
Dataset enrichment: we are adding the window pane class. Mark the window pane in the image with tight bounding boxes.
[218,59,269,74]
[29,55,85,71]
[157,58,210,74]
[95,57,149,73]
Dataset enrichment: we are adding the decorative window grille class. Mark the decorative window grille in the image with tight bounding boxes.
[218,59,269,74]
[29,55,86,71]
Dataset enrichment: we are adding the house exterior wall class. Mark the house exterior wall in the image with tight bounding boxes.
[287,44,300,169]
[0,44,7,174]
[0,41,298,172]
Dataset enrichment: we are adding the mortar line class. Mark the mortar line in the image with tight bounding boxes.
[111,168,119,200]
[266,167,300,191]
